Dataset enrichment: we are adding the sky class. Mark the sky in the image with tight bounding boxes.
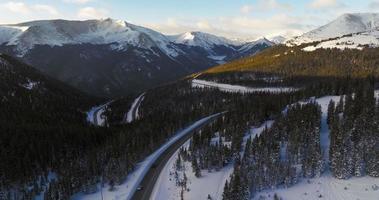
[0,0,378,39]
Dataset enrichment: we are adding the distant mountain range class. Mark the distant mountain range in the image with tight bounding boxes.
[201,13,379,79]
[0,19,274,97]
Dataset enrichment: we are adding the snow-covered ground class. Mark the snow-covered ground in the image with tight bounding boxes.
[315,95,341,166]
[253,174,379,200]
[86,101,113,126]
[125,93,145,123]
[73,113,222,200]
[192,79,297,94]
[151,93,379,200]
[151,140,234,200]
[151,120,275,200]
[253,94,379,200]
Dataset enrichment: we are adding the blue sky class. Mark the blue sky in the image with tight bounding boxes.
[0,0,377,39]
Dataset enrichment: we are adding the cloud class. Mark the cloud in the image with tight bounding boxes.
[78,7,108,19]
[368,1,379,9]
[0,1,60,16]
[309,0,345,9]
[196,20,211,30]
[63,0,91,4]
[2,1,30,14]
[33,4,59,15]
[144,14,310,40]
[240,5,253,14]
[241,0,292,14]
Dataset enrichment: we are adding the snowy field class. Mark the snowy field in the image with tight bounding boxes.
[73,113,221,200]
[151,121,275,200]
[151,140,234,200]
[192,79,297,94]
[253,174,379,200]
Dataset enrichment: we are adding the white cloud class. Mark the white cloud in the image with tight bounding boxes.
[368,1,379,9]
[0,1,60,17]
[144,14,309,40]
[241,0,292,14]
[196,20,211,30]
[2,1,30,14]
[33,4,59,15]
[78,7,108,19]
[309,0,344,9]
[240,5,253,14]
[63,0,91,4]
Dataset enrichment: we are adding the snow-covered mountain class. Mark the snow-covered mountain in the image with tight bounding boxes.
[0,19,273,97]
[288,13,379,50]
[0,19,181,57]
[238,37,274,54]
[268,35,287,44]
[169,31,240,49]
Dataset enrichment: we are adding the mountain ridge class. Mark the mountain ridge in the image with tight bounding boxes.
[0,18,274,97]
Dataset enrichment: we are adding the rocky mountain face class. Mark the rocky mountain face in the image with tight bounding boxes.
[0,19,273,97]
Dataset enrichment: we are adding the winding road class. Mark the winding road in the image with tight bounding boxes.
[125,93,145,123]
[130,113,223,200]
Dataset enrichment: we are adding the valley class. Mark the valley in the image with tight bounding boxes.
[0,5,379,200]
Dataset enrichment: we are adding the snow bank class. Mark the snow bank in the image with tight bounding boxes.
[192,79,297,94]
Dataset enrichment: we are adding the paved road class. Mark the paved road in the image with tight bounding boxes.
[130,113,223,200]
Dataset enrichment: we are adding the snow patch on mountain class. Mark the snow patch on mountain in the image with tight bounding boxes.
[0,26,29,45]
[238,37,274,54]
[303,29,379,51]
[268,35,287,44]
[169,31,240,49]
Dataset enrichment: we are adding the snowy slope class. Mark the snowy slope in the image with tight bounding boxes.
[303,28,379,51]
[289,13,379,45]
[238,37,274,54]
[268,35,287,44]
[287,13,379,51]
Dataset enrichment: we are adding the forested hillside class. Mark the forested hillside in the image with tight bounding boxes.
[202,45,379,78]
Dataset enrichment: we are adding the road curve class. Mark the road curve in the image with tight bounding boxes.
[130,113,223,200]
[125,93,145,123]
